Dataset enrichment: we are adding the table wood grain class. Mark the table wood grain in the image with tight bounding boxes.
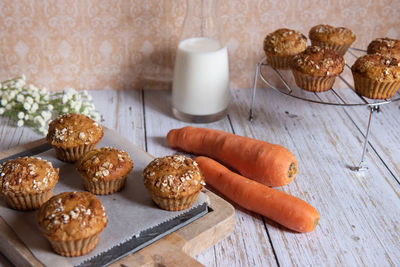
[1,83,400,266]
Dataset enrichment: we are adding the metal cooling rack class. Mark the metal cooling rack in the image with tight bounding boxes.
[249,48,400,171]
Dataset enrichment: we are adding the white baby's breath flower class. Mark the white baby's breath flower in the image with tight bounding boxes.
[62,94,69,104]
[21,74,26,81]
[15,79,25,89]
[18,112,25,119]
[24,114,29,120]
[23,102,31,110]
[26,96,33,104]
[48,104,53,111]
[30,103,39,113]
[5,104,12,110]
[16,94,24,102]
[1,99,7,106]
[17,120,24,127]
[62,107,69,113]
[0,108,5,115]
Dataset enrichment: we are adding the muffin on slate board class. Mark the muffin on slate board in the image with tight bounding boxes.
[143,155,205,211]
[291,46,345,92]
[46,113,103,162]
[351,54,400,99]
[0,157,59,210]
[76,147,133,195]
[263,28,308,69]
[309,24,356,56]
[37,191,108,257]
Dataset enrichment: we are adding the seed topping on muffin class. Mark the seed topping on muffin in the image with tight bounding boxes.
[0,157,58,194]
[367,38,400,60]
[264,28,307,56]
[351,54,400,82]
[291,46,345,76]
[309,24,356,45]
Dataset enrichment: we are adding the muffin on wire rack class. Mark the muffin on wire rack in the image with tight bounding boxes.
[46,113,103,162]
[263,28,308,69]
[351,54,400,99]
[37,191,107,257]
[76,147,133,195]
[143,155,205,211]
[290,46,345,92]
[367,38,400,61]
[0,157,59,210]
[309,24,356,56]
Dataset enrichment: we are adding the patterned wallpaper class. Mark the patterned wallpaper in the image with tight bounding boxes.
[0,0,399,91]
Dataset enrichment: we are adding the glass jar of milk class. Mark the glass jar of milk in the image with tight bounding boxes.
[172,0,229,123]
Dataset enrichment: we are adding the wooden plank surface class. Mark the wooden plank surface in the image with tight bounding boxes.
[1,86,400,266]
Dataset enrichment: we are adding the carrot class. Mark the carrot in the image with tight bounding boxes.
[167,126,298,187]
[195,156,319,233]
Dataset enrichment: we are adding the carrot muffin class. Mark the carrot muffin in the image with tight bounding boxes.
[143,155,205,211]
[46,113,103,162]
[351,54,400,99]
[291,46,345,92]
[309,24,356,55]
[76,147,133,195]
[263,28,308,69]
[367,38,400,61]
[37,191,107,257]
[0,157,59,210]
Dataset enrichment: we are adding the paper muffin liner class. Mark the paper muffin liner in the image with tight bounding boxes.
[149,191,201,211]
[1,189,53,210]
[352,72,400,99]
[292,69,337,92]
[53,143,99,163]
[310,40,351,56]
[83,176,127,195]
[46,233,101,257]
[266,54,292,69]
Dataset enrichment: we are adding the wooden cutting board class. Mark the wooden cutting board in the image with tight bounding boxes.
[0,139,235,267]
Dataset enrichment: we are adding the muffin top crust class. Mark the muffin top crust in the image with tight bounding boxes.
[351,54,400,82]
[309,24,356,45]
[291,46,345,76]
[76,147,133,182]
[367,38,400,61]
[264,28,308,56]
[0,157,59,194]
[37,191,107,241]
[143,155,205,198]
[46,113,103,148]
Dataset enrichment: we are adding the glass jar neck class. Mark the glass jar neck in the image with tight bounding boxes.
[180,0,223,44]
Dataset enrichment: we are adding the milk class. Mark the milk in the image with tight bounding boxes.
[172,37,229,118]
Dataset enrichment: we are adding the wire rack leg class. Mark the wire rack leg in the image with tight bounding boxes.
[249,62,260,121]
[352,105,379,172]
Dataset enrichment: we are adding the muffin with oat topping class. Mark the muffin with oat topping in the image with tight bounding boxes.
[46,113,103,162]
[0,157,59,210]
[76,147,133,195]
[37,191,107,257]
[263,28,308,69]
[309,24,356,55]
[351,54,400,99]
[143,155,205,211]
[290,45,345,92]
[367,38,400,61]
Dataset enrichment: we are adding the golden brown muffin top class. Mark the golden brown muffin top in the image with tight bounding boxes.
[143,155,205,199]
[351,54,400,82]
[76,147,133,182]
[46,113,103,149]
[291,46,345,76]
[0,157,59,194]
[263,28,308,56]
[367,38,400,61]
[309,24,356,45]
[37,192,107,241]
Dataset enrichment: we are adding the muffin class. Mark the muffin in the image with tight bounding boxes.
[291,46,345,92]
[309,24,356,55]
[37,191,107,257]
[76,147,133,195]
[143,155,205,211]
[351,54,400,99]
[46,113,103,162]
[263,28,308,69]
[367,38,400,61]
[0,157,59,210]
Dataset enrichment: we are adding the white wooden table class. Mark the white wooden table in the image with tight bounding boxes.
[1,56,400,266]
